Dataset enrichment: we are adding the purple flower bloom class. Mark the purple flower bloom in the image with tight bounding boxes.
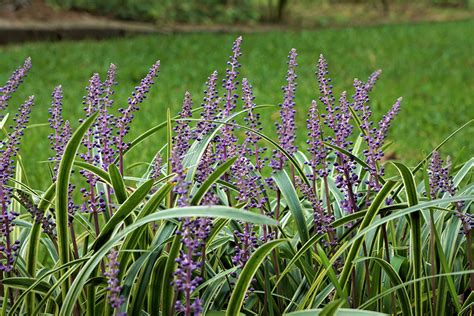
[428,152,471,233]
[173,93,213,314]
[196,71,219,140]
[296,177,334,237]
[97,64,117,170]
[195,146,219,206]
[270,48,298,171]
[171,92,193,207]
[216,37,242,162]
[104,249,126,314]
[332,92,359,213]
[222,36,242,116]
[174,92,193,158]
[365,69,382,92]
[48,85,69,181]
[80,74,102,215]
[232,222,258,269]
[333,91,353,149]
[17,191,56,239]
[242,78,266,172]
[317,54,336,131]
[150,152,162,181]
[306,100,329,179]
[231,155,262,267]
[115,60,160,173]
[0,96,34,272]
[375,97,402,149]
[47,92,77,222]
[174,217,210,316]
[0,57,32,112]
[353,76,402,192]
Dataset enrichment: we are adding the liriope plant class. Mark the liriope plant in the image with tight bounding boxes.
[0,36,472,316]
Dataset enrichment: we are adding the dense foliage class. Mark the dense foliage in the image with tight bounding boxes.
[0,36,472,315]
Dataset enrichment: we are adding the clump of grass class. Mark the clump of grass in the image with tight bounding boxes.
[0,35,472,316]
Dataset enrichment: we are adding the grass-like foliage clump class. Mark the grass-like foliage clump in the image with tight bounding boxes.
[0,36,472,316]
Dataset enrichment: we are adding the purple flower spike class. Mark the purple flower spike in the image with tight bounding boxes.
[333,91,353,149]
[306,100,328,179]
[428,152,470,233]
[232,222,258,268]
[376,97,402,147]
[270,48,298,171]
[174,217,210,316]
[104,249,126,314]
[296,177,334,237]
[97,64,117,170]
[171,92,194,207]
[115,60,160,173]
[81,74,102,159]
[365,69,382,92]
[196,71,219,139]
[217,37,243,162]
[231,155,262,267]
[174,91,193,157]
[332,92,359,213]
[317,54,336,130]
[242,78,266,172]
[80,74,102,212]
[48,85,67,180]
[0,57,32,112]
[222,36,243,116]
[196,146,219,206]
[353,74,402,193]
[17,191,56,239]
[150,152,162,181]
[83,73,102,117]
[0,96,34,272]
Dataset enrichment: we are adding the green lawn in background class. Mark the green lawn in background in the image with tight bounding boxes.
[1,19,472,187]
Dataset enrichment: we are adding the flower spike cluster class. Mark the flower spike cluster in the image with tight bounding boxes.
[0,96,34,272]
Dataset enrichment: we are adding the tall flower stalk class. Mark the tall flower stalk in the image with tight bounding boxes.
[270,48,298,173]
[115,61,160,174]
[216,37,242,163]
[270,48,298,229]
[98,64,117,217]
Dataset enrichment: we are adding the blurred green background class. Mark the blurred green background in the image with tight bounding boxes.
[0,0,472,188]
